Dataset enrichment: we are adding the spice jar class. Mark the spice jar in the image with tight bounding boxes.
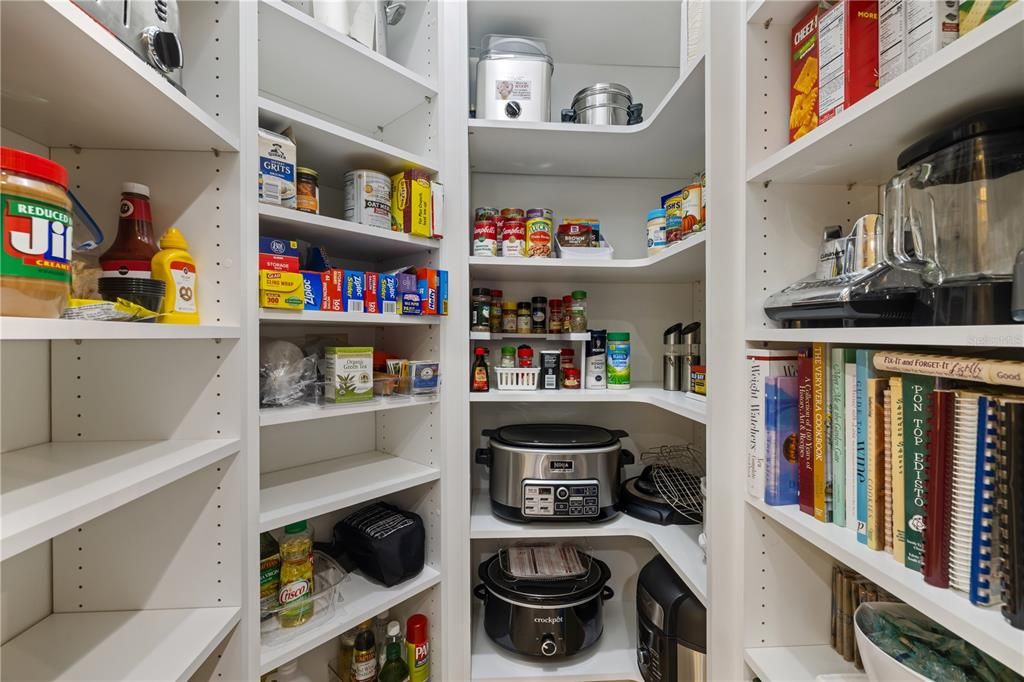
[562,367,581,389]
[560,347,575,370]
[548,298,563,334]
[501,301,517,333]
[489,289,503,333]
[531,296,547,334]
[500,346,516,368]
[562,295,573,330]
[570,290,588,332]
[471,288,491,332]
[296,167,319,214]
[516,301,532,334]
[0,148,73,318]
[517,344,534,368]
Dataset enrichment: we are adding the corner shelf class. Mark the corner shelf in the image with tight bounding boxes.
[258,205,439,260]
[744,645,860,682]
[260,567,441,673]
[469,233,706,284]
[260,450,440,532]
[470,489,706,605]
[1,606,240,681]
[746,4,1024,185]
[747,497,1024,675]
[467,57,705,179]
[1,438,240,561]
[0,0,239,151]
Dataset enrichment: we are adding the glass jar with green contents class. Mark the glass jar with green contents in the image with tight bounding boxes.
[471,288,491,332]
[570,290,588,332]
[516,301,532,334]
[500,346,516,368]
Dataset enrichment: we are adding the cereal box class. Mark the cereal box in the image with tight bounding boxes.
[259,270,303,310]
[906,1,958,68]
[258,237,299,272]
[364,272,380,314]
[300,271,323,310]
[790,5,822,142]
[324,347,374,403]
[818,0,879,126]
[391,170,432,236]
[379,274,398,315]
[343,271,365,313]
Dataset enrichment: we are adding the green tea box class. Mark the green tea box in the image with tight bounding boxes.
[325,347,373,403]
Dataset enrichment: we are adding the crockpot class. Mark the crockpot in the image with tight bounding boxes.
[474,550,614,658]
[475,424,634,523]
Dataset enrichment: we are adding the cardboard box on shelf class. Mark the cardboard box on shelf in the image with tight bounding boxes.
[818,0,879,126]
[906,1,958,68]
[430,181,444,239]
[300,271,323,310]
[379,274,398,315]
[391,169,431,236]
[416,268,438,316]
[258,237,300,272]
[364,272,380,314]
[790,5,823,142]
[259,270,304,310]
[879,0,907,85]
[343,271,365,313]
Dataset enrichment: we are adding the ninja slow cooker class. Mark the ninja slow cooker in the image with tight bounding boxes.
[475,423,634,523]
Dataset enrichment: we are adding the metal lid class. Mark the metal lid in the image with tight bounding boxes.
[897,106,1024,170]
[479,551,610,606]
[571,82,633,108]
[488,423,623,449]
[479,34,553,66]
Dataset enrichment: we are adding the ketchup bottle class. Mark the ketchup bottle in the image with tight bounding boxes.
[100,182,157,279]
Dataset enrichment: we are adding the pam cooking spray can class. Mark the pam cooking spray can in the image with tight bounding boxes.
[585,329,607,389]
[406,613,430,682]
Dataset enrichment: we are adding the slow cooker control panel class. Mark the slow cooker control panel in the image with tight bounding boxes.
[522,479,600,517]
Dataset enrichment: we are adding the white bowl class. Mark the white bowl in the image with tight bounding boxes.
[853,602,931,681]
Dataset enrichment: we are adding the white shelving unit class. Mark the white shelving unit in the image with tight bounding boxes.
[470,384,707,424]
[0,318,242,341]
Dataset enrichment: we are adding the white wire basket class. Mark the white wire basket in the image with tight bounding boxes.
[495,367,540,391]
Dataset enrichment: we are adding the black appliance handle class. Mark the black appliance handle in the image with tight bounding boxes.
[473,584,488,601]
[481,428,496,438]
[620,449,635,466]
[561,108,577,123]
[610,429,629,438]
[627,102,644,125]
[475,448,491,466]
[601,585,615,601]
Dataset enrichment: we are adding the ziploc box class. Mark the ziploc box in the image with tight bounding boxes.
[379,274,398,314]
[259,237,300,272]
[259,270,303,310]
[438,270,448,316]
[364,272,380,314]
[300,271,324,310]
[818,0,879,126]
[321,269,344,312]
[416,268,439,315]
[343,271,365,313]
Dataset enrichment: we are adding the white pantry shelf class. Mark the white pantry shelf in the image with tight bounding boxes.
[468,58,704,179]
[470,383,707,424]
[1,438,240,561]
[469,332,590,342]
[260,395,439,427]
[748,498,1024,675]
[260,566,441,673]
[471,490,707,605]
[1,606,240,681]
[259,310,440,326]
[746,4,1024,185]
[747,324,1024,348]
[0,1,238,151]
[744,645,860,682]
[0,317,241,342]
[471,599,642,682]
[258,97,439,178]
[258,205,439,260]
[257,0,436,136]
[746,0,811,29]
[469,233,706,284]
[260,450,440,532]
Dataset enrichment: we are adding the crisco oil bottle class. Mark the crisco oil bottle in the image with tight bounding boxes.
[277,520,314,627]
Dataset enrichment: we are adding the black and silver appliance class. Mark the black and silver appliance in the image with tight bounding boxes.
[637,556,706,682]
[620,466,702,526]
[561,83,643,125]
[74,0,184,91]
[474,545,613,658]
[476,424,634,523]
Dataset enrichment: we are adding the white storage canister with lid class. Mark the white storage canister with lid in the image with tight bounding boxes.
[476,34,553,123]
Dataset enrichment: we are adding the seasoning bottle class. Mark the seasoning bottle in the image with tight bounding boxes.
[501,301,517,333]
[517,344,534,368]
[100,182,157,279]
[351,622,377,682]
[516,301,532,334]
[377,621,407,682]
[151,227,199,324]
[296,167,319,214]
[531,296,547,334]
[374,610,391,668]
[562,294,573,330]
[471,347,490,392]
[500,346,516,368]
[489,289,503,333]
[570,290,588,332]
[470,288,491,332]
[548,298,563,333]
[337,629,357,682]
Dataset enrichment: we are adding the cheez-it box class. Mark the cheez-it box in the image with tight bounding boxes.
[790,5,822,142]
[818,0,879,126]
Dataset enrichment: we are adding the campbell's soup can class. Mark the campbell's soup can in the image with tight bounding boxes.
[473,220,497,257]
[501,219,526,257]
[525,217,552,258]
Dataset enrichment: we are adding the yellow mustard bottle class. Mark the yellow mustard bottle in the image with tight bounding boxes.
[151,227,199,324]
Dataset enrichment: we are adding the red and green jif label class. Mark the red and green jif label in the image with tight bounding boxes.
[1,194,73,283]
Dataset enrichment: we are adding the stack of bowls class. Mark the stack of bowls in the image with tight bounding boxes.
[98,278,166,320]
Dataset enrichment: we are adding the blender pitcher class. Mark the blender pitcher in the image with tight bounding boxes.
[883,107,1024,324]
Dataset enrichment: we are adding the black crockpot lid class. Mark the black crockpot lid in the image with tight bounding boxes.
[479,552,610,605]
[897,107,1024,170]
[489,423,621,449]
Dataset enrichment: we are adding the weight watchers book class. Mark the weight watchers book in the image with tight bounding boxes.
[747,348,800,499]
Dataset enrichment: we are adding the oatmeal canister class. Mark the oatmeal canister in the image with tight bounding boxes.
[343,169,391,230]
[1,148,73,318]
